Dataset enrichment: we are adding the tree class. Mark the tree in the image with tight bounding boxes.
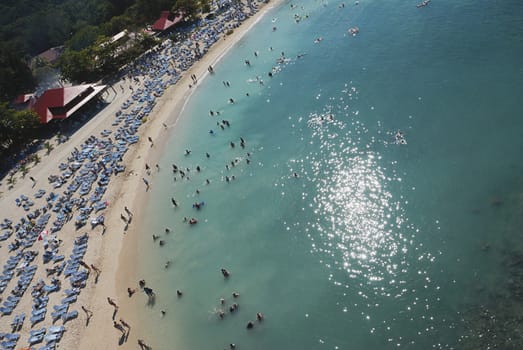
[172,0,200,21]
[59,48,96,83]
[20,164,28,178]
[44,141,54,155]
[0,103,40,152]
[0,43,35,101]
[67,25,101,51]
[6,175,16,189]
[91,35,119,76]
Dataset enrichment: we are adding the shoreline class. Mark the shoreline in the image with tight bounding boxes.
[75,1,284,349]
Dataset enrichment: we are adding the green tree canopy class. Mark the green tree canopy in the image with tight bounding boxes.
[0,43,35,100]
[0,102,40,153]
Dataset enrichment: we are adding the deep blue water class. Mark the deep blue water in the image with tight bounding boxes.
[136,0,523,349]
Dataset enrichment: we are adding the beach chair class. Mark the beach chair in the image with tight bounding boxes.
[61,295,77,305]
[43,284,60,294]
[48,325,64,335]
[53,303,69,313]
[0,306,14,316]
[1,340,17,349]
[30,312,46,326]
[64,288,80,296]
[44,332,63,343]
[32,307,47,317]
[29,332,45,345]
[62,310,78,324]
[52,255,65,263]
[4,333,19,342]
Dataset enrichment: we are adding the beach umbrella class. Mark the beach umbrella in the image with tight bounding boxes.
[38,229,49,241]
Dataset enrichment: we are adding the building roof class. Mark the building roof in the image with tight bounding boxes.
[152,11,184,31]
[12,93,37,111]
[14,93,35,105]
[33,46,65,66]
[33,84,106,124]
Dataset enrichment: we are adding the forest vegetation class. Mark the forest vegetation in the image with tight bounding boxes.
[0,0,209,161]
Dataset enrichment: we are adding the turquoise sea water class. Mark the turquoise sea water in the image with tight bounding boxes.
[136,0,523,349]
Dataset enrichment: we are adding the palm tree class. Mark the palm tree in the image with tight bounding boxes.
[33,154,41,165]
[44,141,54,155]
[7,176,16,189]
[20,164,28,178]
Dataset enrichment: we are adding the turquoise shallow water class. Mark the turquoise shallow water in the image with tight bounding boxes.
[136,0,523,349]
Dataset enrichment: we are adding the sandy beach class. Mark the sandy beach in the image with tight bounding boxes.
[0,1,281,349]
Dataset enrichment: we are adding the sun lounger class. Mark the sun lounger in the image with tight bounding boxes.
[1,340,17,349]
[53,303,69,312]
[29,328,46,337]
[31,312,46,326]
[44,332,63,343]
[0,306,14,315]
[29,332,45,345]
[32,307,47,317]
[62,310,78,323]
[6,295,20,303]
[48,325,64,335]
[44,284,60,294]
[10,313,25,332]
[52,255,65,263]
[3,334,19,345]
[61,295,77,305]
[39,344,56,350]
[51,310,65,323]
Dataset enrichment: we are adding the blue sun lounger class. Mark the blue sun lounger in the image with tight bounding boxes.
[62,310,78,323]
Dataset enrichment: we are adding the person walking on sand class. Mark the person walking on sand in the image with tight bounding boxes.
[142,178,150,190]
[81,306,93,323]
[91,264,101,280]
[138,339,152,350]
[107,297,119,310]
[120,318,131,331]
[113,320,126,334]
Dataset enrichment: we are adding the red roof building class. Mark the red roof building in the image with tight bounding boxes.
[31,46,65,68]
[152,11,184,31]
[32,84,106,124]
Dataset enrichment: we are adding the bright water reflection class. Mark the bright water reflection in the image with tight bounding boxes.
[286,83,438,322]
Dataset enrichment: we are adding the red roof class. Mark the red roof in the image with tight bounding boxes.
[14,93,35,105]
[152,11,184,31]
[33,84,106,124]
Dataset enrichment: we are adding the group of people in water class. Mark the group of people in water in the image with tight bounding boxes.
[215,268,265,332]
